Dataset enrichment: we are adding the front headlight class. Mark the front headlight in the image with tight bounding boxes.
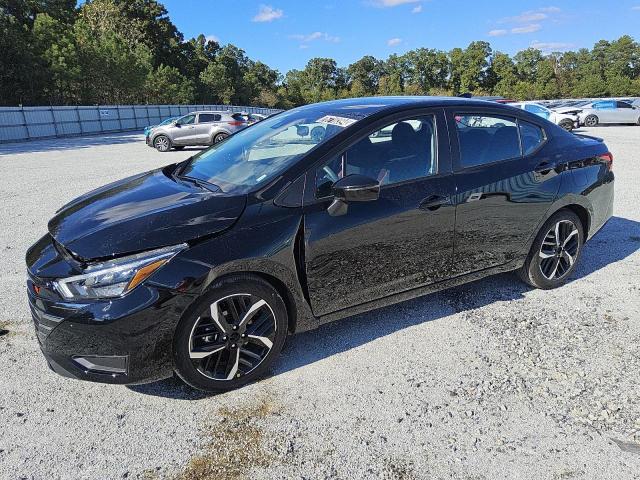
[54,244,187,300]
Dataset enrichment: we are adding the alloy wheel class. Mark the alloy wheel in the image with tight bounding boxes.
[188,293,277,381]
[538,220,579,280]
[584,116,598,127]
[154,136,170,152]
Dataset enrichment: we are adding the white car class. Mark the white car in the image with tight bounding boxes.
[560,100,640,127]
[509,102,578,131]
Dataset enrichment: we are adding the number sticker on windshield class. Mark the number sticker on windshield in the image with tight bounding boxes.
[316,115,357,128]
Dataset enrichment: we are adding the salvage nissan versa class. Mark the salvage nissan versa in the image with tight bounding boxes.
[26,97,614,392]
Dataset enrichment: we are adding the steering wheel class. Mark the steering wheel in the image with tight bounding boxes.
[322,166,339,183]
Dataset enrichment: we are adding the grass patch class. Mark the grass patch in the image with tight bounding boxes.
[175,396,280,480]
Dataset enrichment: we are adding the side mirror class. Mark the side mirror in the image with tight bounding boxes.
[327,174,380,216]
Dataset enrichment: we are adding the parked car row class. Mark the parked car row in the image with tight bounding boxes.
[528,98,640,128]
[457,95,639,130]
[144,111,270,152]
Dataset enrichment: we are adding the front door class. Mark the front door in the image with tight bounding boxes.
[447,110,562,275]
[302,111,455,317]
[171,113,197,145]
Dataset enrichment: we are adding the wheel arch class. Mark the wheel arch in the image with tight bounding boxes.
[562,203,590,237]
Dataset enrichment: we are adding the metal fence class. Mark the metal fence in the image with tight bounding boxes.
[0,104,283,143]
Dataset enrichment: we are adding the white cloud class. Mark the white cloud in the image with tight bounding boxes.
[489,7,559,37]
[498,6,560,24]
[252,5,284,22]
[205,34,219,43]
[511,24,542,34]
[371,0,421,7]
[531,41,574,52]
[387,37,402,46]
[290,32,341,43]
[412,4,423,13]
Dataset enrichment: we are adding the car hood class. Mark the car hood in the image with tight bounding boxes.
[48,168,246,260]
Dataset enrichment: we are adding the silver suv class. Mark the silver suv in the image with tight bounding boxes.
[147,111,248,152]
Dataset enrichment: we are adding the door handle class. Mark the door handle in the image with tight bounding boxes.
[419,195,450,211]
[534,161,556,174]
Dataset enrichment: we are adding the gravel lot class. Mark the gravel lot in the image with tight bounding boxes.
[1,126,639,480]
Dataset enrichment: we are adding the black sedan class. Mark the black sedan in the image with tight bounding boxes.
[26,97,614,392]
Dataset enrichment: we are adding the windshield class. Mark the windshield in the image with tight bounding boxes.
[179,104,370,194]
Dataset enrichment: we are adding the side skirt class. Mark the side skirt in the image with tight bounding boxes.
[309,258,525,330]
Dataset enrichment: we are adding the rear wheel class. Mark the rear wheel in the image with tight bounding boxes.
[213,132,229,144]
[517,210,584,289]
[173,275,288,392]
[584,115,599,127]
[153,135,171,152]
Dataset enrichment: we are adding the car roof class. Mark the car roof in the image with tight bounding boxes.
[189,110,233,115]
[294,96,518,117]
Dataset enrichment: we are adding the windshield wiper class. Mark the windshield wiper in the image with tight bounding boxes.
[176,174,222,193]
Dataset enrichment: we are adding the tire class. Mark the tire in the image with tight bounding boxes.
[173,274,288,393]
[559,120,573,131]
[153,135,171,152]
[213,132,229,144]
[517,210,584,290]
[583,115,599,127]
[173,146,185,150]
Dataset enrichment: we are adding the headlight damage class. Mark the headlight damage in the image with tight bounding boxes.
[54,244,187,300]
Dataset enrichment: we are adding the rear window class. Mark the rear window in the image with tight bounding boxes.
[455,115,520,168]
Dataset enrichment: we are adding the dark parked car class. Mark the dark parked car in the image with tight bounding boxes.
[26,97,614,392]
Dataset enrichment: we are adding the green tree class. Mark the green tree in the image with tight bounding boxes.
[145,64,194,104]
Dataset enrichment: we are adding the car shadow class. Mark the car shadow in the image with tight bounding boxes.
[129,215,640,400]
[0,132,143,155]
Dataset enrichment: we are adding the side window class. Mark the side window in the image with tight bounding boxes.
[519,121,546,155]
[198,113,219,123]
[455,115,520,168]
[617,101,632,109]
[593,101,615,110]
[315,115,437,198]
[178,114,196,125]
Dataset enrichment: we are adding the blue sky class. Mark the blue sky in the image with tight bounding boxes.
[162,0,640,72]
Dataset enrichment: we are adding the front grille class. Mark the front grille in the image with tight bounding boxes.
[27,272,66,343]
[28,299,64,343]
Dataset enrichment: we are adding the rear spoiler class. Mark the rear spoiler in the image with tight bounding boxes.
[573,133,604,143]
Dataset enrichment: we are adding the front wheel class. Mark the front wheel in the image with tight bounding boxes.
[153,135,171,152]
[173,275,288,392]
[583,115,599,127]
[517,210,584,289]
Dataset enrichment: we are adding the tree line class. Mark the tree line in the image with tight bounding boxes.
[1,0,639,108]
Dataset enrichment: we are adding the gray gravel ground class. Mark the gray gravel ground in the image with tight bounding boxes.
[1,126,639,480]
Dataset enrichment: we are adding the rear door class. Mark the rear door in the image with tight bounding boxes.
[446,109,562,275]
[194,113,220,143]
[302,109,456,317]
[616,101,638,123]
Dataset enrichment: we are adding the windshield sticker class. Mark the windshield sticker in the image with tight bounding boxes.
[316,115,357,128]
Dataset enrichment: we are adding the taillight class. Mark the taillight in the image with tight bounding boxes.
[598,152,613,170]
[227,121,244,127]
